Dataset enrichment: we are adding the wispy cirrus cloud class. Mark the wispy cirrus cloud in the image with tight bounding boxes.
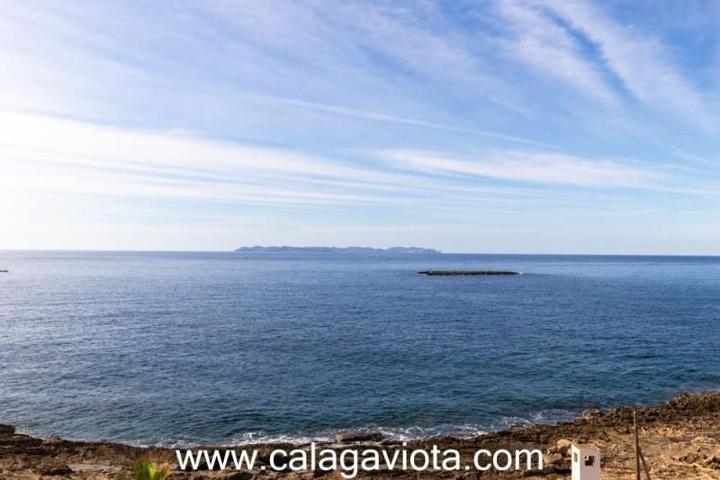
[247,94,553,148]
[0,112,570,210]
[495,0,619,106]
[1,111,670,229]
[0,112,396,206]
[538,0,714,129]
[1,1,719,251]
[380,149,663,188]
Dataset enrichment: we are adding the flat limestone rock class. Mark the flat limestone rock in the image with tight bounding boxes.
[68,463,117,473]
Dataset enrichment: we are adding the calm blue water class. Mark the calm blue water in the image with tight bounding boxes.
[0,251,719,446]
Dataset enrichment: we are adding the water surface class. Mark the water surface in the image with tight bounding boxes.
[0,251,718,445]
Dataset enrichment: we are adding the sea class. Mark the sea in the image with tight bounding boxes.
[0,251,718,446]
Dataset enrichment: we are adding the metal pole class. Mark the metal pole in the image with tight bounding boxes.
[640,449,652,480]
[634,410,641,480]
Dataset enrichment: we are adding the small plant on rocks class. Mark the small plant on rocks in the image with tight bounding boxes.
[130,459,170,480]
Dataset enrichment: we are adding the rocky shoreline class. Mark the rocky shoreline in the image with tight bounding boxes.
[2,392,719,479]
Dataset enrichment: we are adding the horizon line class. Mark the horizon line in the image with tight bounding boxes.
[1,248,719,257]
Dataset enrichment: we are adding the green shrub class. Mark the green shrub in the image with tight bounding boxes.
[130,459,170,480]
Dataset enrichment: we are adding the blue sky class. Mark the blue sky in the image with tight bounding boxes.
[1,0,719,253]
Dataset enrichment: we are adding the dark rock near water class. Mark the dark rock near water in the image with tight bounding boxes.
[418,270,519,276]
[335,431,383,443]
[582,409,603,420]
[0,425,15,436]
[0,433,43,448]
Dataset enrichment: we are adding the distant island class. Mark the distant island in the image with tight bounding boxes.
[234,246,442,255]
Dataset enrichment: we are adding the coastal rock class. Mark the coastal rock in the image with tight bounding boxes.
[39,465,74,476]
[555,439,572,454]
[0,433,43,448]
[68,463,113,473]
[1,392,720,479]
[0,425,15,436]
[544,453,563,465]
[582,409,603,420]
[335,431,382,443]
[704,455,720,469]
[225,472,256,480]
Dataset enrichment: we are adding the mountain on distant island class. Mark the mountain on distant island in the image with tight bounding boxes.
[234,246,442,255]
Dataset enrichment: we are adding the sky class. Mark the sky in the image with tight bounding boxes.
[1,0,720,254]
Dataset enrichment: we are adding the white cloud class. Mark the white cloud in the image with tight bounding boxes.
[0,112,568,210]
[539,0,713,129]
[249,94,552,147]
[496,0,618,106]
[1,1,718,252]
[0,111,716,252]
[0,112,414,206]
[380,149,662,187]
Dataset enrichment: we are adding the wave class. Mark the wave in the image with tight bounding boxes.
[187,409,582,447]
[16,408,583,448]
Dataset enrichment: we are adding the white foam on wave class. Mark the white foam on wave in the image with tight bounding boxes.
[119,408,584,448]
[217,425,490,447]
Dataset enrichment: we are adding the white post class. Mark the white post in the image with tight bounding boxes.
[571,444,601,480]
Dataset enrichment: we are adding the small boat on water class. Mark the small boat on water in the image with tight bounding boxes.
[0,269,9,273]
